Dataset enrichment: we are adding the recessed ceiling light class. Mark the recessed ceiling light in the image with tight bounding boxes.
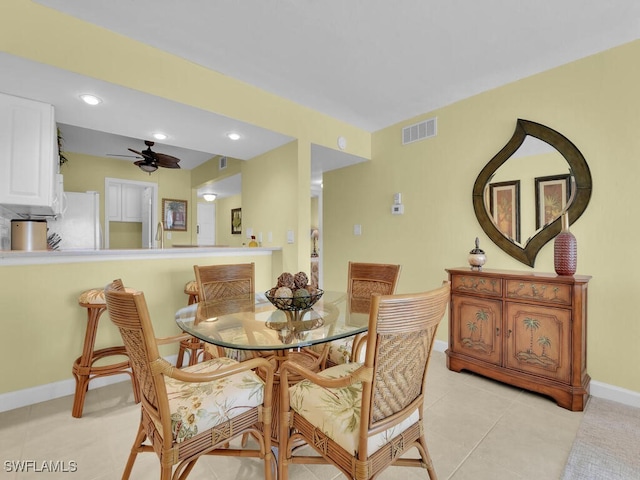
[226,132,241,141]
[152,132,167,140]
[79,94,102,106]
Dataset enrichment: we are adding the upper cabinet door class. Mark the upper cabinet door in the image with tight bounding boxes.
[106,180,143,222]
[121,184,143,222]
[0,92,57,214]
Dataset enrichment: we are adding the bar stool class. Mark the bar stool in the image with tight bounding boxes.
[176,281,206,367]
[72,288,140,418]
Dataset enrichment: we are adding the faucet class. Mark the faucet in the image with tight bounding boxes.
[155,221,164,249]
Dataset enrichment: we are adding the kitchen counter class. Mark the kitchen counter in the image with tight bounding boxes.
[0,246,281,266]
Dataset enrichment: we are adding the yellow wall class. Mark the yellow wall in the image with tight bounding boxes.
[242,141,310,283]
[323,40,640,394]
[109,222,142,249]
[0,253,275,393]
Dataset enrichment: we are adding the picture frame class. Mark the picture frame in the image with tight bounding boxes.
[489,180,521,243]
[162,198,188,231]
[535,174,571,229]
[231,207,242,235]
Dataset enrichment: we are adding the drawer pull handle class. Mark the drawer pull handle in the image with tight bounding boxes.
[507,329,512,338]
[496,327,500,336]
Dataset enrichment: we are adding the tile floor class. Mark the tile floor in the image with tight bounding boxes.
[0,352,584,479]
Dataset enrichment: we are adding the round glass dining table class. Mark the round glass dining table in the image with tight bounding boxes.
[175,290,368,358]
[175,290,368,446]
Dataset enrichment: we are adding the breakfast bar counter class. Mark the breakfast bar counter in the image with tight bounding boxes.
[0,246,281,266]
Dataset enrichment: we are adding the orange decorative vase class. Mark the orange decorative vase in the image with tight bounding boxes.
[554,213,577,276]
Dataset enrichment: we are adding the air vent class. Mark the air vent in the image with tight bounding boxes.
[402,117,437,145]
[219,156,227,170]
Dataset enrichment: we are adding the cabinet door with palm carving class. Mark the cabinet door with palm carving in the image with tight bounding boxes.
[451,295,501,365]
[505,302,570,383]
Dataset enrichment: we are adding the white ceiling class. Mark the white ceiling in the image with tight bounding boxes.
[3,1,640,196]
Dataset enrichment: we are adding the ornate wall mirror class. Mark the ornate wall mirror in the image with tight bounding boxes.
[472,119,592,267]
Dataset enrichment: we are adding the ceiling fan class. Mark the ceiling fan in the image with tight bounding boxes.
[108,140,181,173]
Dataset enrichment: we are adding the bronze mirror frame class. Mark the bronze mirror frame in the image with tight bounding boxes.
[472,119,592,267]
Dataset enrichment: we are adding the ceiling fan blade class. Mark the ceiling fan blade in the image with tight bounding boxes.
[107,153,142,159]
[155,152,181,168]
[129,148,154,160]
[160,162,181,169]
[155,152,180,164]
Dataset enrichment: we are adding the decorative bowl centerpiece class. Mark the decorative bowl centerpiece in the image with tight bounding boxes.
[265,271,323,311]
[266,288,324,311]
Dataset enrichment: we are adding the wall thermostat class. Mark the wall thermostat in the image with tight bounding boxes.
[392,192,404,214]
[391,204,405,215]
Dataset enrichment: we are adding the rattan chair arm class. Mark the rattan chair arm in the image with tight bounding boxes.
[150,356,274,384]
[280,359,373,388]
[155,333,193,345]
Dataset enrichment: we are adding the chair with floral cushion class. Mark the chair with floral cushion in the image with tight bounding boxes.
[319,262,401,368]
[278,281,450,480]
[104,279,274,480]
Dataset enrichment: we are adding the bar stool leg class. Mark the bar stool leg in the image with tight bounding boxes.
[72,302,140,418]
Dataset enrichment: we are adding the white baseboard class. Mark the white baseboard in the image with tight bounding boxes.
[0,354,178,414]
[589,380,640,409]
[2,347,639,412]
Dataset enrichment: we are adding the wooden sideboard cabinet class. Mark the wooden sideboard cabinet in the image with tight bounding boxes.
[446,268,591,411]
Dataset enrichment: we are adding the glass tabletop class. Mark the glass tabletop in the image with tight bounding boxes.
[175,291,368,351]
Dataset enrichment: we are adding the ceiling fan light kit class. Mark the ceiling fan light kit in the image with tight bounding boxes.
[137,163,158,173]
[127,140,181,173]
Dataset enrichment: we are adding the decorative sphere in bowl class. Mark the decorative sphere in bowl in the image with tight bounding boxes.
[266,287,323,311]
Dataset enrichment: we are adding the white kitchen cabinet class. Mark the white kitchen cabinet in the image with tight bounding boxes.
[0,92,60,216]
[107,182,143,222]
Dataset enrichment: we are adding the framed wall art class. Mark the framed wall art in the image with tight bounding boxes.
[162,198,188,231]
[535,174,571,229]
[489,180,521,243]
[231,207,242,234]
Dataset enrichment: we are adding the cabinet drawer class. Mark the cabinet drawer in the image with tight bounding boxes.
[451,274,502,298]
[505,280,571,306]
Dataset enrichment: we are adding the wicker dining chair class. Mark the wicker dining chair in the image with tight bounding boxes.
[193,262,262,361]
[104,279,275,480]
[319,262,401,367]
[278,281,450,480]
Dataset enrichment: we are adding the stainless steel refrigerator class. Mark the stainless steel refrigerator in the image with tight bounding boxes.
[46,191,102,250]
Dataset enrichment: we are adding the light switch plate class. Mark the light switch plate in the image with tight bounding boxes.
[354,224,362,235]
[287,230,295,243]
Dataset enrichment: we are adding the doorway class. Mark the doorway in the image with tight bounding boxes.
[197,202,216,246]
[104,177,158,249]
